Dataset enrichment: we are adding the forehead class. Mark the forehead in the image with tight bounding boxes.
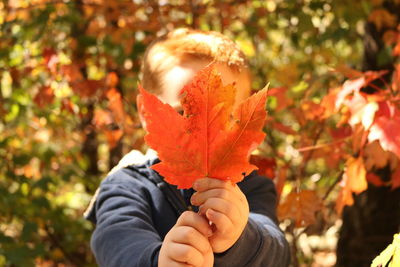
[158,59,251,108]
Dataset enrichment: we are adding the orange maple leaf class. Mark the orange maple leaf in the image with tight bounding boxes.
[278,190,323,227]
[139,65,268,189]
[336,156,368,214]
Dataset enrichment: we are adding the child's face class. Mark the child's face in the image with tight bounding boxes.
[157,60,251,110]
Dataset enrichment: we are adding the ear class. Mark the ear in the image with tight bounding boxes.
[136,93,147,130]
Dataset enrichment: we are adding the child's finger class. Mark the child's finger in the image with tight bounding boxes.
[198,198,239,225]
[176,211,213,237]
[168,242,204,267]
[191,188,240,208]
[193,178,246,202]
[172,226,211,254]
[205,208,232,234]
[193,178,231,192]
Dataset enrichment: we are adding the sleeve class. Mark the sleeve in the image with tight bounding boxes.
[89,170,162,267]
[213,173,291,267]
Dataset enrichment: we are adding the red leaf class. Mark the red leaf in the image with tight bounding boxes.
[369,115,400,159]
[330,126,352,140]
[34,86,55,108]
[278,190,323,227]
[250,155,276,179]
[366,172,384,187]
[271,121,296,135]
[140,65,268,188]
[43,48,58,73]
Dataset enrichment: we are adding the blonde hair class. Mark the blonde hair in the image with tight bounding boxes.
[141,28,250,93]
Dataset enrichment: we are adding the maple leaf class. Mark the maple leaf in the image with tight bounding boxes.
[335,71,387,109]
[106,87,125,123]
[336,156,367,214]
[366,172,384,187]
[139,65,268,189]
[34,86,55,108]
[368,9,397,31]
[278,190,323,227]
[347,93,378,129]
[364,140,390,170]
[369,114,400,159]
[249,155,276,179]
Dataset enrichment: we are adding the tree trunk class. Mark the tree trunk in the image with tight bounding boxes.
[336,2,400,266]
[336,185,400,266]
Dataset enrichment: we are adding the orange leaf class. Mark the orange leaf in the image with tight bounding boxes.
[106,72,119,88]
[394,42,400,57]
[346,156,368,193]
[392,64,400,93]
[364,140,390,170]
[105,129,123,149]
[275,166,288,201]
[93,109,113,128]
[278,190,323,227]
[106,88,125,123]
[368,9,397,31]
[336,187,354,215]
[301,100,324,121]
[140,65,268,188]
[336,156,368,214]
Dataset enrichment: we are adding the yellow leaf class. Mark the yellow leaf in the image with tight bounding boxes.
[371,233,400,267]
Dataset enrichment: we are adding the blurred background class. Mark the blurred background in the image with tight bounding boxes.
[1,0,399,266]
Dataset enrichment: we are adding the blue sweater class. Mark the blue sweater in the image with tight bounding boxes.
[85,158,290,267]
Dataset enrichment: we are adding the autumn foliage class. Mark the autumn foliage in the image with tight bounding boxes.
[139,65,268,188]
[1,0,400,266]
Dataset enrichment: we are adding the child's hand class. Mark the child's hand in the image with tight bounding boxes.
[158,211,214,267]
[191,178,250,253]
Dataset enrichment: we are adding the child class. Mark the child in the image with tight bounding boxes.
[85,28,290,267]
